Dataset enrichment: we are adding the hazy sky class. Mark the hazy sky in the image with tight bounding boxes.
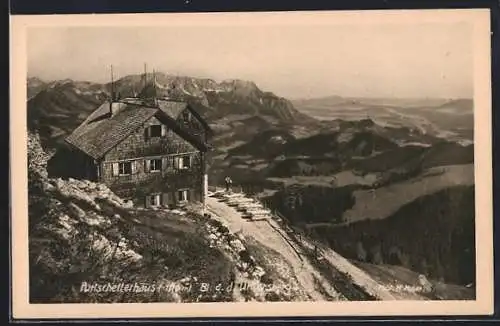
[28,22,473,99]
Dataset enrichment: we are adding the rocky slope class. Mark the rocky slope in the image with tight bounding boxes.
[27,132,312,303]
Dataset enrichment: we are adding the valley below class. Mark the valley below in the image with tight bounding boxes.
[26,74,476,301]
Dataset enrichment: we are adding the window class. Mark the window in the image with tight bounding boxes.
[112,161,136,176]
[182,110,191,121]
[178,155,191,169]
[150,159,162,172]
[178,190,188,202]
[149,194,161,207]
[150,125,162,137]
[145,124,165,139]
[119,162,132,175]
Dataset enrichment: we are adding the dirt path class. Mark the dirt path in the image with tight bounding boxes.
[206,196,343,301]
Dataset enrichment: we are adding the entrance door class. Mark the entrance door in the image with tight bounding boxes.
[146,194,161,207]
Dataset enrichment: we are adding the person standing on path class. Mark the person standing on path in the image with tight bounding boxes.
[224,176,233,192]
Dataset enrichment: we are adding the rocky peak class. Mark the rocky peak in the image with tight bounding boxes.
[219,79,259,93]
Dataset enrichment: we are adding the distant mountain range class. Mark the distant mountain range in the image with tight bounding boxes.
[291,95,474,144]
[27,74,315,149]
[292,95,473,111]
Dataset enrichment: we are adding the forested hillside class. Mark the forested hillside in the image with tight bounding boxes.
[313,186,475,286]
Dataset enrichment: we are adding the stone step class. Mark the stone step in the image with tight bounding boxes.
[246,209,272,216]
[250,216,272,221]
[227,197,254,204]
[223,193,246,199]
[237,203,263,208]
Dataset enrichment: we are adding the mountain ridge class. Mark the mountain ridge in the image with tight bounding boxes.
[27,73,316,150]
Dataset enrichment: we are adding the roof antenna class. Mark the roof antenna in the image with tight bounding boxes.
[153,68,157,105]
[144,62,148,89]
[110,64,115,101]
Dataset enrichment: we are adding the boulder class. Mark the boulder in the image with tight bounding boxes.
[97,192,109,199]
[43,182,55,191]
[418,274,434,293]
[230,239,246,252]
[252,266,266,279]
[122,200,134,208]
[68,202,86,219]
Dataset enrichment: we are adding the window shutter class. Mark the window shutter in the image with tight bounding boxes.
[131,161,137,174]
[162,157,169,170]
[161,125,166,137]
[112,163,119,176]
[188,189,194,201]
[144,159,150,173]
[144,195,151,208]
[144,126,150,140]
[174,157,180,169]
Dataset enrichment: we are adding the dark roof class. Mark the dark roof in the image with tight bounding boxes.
[157,99,188,119]
[65,99,210,160]
[65,101,158,159]
[154,111,208,153]
[185,103,214,137]
[137,82,213,136]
